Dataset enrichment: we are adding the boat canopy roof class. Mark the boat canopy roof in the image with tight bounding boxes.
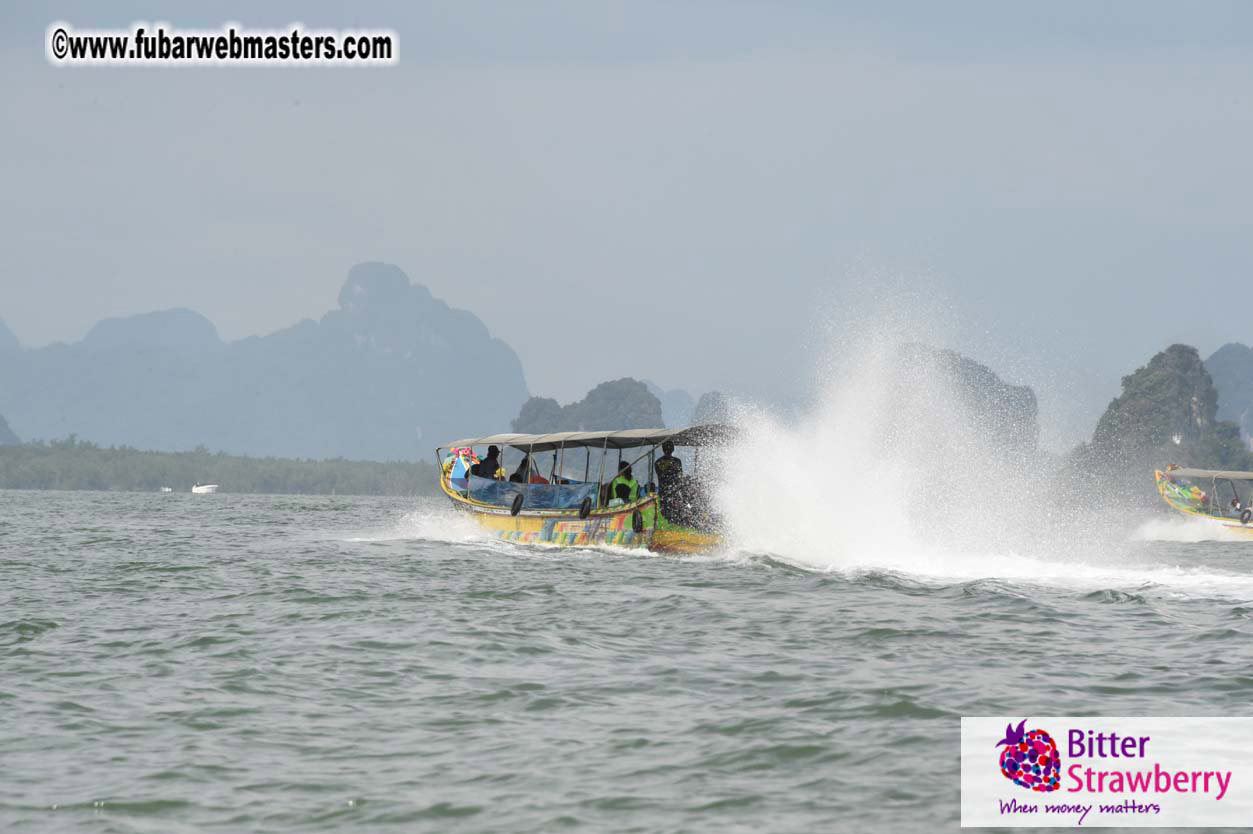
[1167,467,1253,481]
[441,424,734,453]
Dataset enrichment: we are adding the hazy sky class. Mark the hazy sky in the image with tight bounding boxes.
[3,2,1252,449]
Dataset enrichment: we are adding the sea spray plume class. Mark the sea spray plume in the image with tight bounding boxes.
[877,343,1048,550]
[711,338,920,566]
[715,331,1013,565]
[710,310,1129,576]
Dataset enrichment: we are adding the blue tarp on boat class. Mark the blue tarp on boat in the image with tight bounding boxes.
[467,476,598,510]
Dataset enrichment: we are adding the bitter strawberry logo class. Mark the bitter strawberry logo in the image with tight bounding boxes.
[996,719,1061,792]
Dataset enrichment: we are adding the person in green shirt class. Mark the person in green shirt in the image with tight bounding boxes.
[608,461,639,506]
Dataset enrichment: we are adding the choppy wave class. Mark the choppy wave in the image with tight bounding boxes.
[2,488,1252,834]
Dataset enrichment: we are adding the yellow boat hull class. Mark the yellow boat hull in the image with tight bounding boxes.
[440,476,721,553]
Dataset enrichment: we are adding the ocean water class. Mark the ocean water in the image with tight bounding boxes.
[2,489,1252,833]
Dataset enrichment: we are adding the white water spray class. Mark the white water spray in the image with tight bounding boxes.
[348,499,489,544]
[711,318,1253,598]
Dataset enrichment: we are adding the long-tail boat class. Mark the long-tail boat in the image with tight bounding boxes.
[1156,466,1253,536]
[436,426,730,553]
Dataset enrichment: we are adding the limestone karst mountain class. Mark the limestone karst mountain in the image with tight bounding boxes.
[0,263,528,460]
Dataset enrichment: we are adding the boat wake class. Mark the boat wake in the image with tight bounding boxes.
[721,543,1253,601]
[347,500,490,545]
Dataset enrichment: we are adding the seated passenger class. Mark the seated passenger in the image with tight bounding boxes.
[509,455,534,483]
[472,445,503,480]
[608,462,639,506]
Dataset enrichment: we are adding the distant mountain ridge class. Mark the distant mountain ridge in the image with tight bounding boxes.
[0,263,528,460]
[903,345,1039,455]
[0,413,19,445]
[642,381,695,428]
[1205,342,1253,438]
[692,391,732,425]
[1090,344,1226,461]
[82,308,225,352]
[512,379,664,433]
[1067,344,1250,507]
[0,319,19,353]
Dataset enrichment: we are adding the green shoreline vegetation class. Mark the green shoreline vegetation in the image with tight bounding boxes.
[0,436,439,496]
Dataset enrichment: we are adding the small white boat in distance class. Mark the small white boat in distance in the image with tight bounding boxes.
[191,483,219,494]
[159,487,173,493]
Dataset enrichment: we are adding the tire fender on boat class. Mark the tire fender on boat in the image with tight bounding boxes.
[632,509,644,533]
[510,493,524,516]
[578,497,592,519]
[1242,508,1251,526]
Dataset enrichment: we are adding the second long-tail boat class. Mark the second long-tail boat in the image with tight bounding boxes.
[1156,465,1253,536]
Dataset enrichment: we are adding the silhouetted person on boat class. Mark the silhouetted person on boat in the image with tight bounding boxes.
[655,441,682,489]
[655,441,686,522]
[472,445,503,480]
[608,461,639,506]
[509,455,548,484]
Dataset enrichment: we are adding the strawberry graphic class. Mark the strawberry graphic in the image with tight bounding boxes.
[996,719,1061,792]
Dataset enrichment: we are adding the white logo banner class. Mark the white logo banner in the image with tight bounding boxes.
[961,717,1253,827]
